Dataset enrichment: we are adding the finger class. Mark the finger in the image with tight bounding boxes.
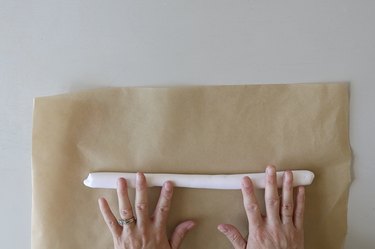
[281,171,294,225]
[153,181,174,229]
[117,178,134,220]
[294,186,305,230]
[135,172,149,230]
[217,224,246,249]
[265,165,281,225]
[169,220,196,249]
[241,176,262,228]
[98,197,122,238]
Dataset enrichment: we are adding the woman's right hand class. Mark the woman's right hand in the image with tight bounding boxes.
[218,165,305,249]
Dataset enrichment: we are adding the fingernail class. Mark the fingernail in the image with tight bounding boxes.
[218,225,227,232]
[267,166,275,175]
[242,177,251,188]
[164,182,172,191]
[286,171,292,180]
[187,221,195,229]
[137,172,142,181]
[117,177,124,186]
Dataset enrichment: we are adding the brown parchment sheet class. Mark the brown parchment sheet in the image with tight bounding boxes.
[32,83,351,249]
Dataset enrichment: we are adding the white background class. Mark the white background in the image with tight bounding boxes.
[1,0,374,248]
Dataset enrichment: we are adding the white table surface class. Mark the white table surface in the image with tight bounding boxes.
[1,1,374,248]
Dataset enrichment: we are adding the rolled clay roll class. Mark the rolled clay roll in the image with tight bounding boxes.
[83,170,314,190]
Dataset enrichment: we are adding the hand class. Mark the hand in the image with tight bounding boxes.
[98,172,196,249]
[218,165,305,249]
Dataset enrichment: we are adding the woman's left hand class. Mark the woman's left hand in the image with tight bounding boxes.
[98,172,196,249]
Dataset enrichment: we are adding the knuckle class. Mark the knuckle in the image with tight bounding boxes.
[253,229,265,243]
[228,232,242,242]
[141,232,150,241]
[175,228,186,240]
[137,183,146,191]
[130,240,142,248]
[245,203,259,213]
[162,190,172,200]
[108,219,117,227]
[155,232,166,243]
[113,236,123,247]
[137,223,147,233]
[266,197,279,207]
[155,233,162,242]
[282,203,293,212]
[136,202,147,211]
[295,209,304,218]
[159,204,170,213]
[250,228,269,244]
[275,233,288,247]
[175,231,183,240]
[121,208,132,216]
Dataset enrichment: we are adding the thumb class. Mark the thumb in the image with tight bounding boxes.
[169,220,196,249]
[217,224,246,249]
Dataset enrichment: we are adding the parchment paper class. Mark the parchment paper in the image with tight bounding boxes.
[32,83,351,249]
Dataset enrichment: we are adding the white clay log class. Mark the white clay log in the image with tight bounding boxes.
[83,170,314,190]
